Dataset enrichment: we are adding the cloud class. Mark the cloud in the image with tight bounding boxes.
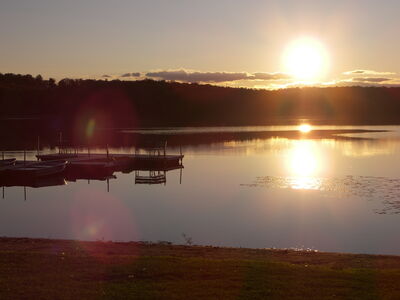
[95,69,400,90]
[323,78,400,88]
[250,72,292,80]
[343,69,396,76]
[146,70,248,83]
[353,77,391,83]
[145,69,291,83]
[120,72,141,78]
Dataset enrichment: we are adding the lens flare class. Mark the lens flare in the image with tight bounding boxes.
[70,188,138,240]
[86,119,96,138]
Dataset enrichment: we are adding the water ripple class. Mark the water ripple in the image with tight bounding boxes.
[242,175,400,215]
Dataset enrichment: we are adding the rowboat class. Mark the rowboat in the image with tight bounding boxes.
[0,174,66,188]
[5,160,67,178]
[67,160,115,178]
[66,173,116,182]
[0,158,16,170]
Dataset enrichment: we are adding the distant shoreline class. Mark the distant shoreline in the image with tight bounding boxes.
[3,73,400,130]
[0,128,389,150]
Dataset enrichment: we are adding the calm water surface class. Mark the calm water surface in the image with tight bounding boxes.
[2,125,400,255]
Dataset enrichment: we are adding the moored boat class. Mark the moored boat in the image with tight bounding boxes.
[67,160,115,177]
[0,174,66,188]
[0,158,16,170]
[5,160,67,178]
[66,173,116,182]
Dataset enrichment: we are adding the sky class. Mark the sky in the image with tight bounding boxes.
[1,0,399,89]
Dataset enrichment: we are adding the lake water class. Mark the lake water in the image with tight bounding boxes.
[2,125,400,255]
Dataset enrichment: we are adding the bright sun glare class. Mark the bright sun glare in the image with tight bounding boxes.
[299,124,312,133]
[287,141,318,177]
[283,37,329,81]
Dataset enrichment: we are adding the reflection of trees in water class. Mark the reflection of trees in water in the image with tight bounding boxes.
[204,137,399,157]
[332,139,399,157]
[242,175,400,215]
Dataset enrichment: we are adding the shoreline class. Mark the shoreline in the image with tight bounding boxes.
[2,236,400,262]
[0,128,390,150]
[1,237,400,299]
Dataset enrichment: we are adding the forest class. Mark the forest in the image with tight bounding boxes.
[1,72,400,135]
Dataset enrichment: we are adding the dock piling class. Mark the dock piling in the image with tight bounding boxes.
[37,136,40,157]
[59,132,62,154]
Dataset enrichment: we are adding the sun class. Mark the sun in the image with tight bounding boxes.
[283,37,329,81]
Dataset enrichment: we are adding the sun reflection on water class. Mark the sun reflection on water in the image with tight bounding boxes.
[287,140,318,176]
[289,177,322,190]
[285,140,325,190]
[298,124,312,133]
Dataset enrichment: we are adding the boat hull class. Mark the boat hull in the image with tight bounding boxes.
[4,161,67,178]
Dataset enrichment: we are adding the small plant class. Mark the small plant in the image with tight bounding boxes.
[182,233,193,246]
[157,240,172,245]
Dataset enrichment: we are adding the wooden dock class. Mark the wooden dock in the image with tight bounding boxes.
[1,148,184,188]
[37,153,183,161]
[36,153,184,169]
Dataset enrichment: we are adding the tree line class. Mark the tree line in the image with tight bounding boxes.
[1,72,400,134]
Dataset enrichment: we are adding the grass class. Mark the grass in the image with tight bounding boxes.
[1,238,400,299]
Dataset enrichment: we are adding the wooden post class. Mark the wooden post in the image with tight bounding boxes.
[107,178,109,192]
[106,144,109,159]
[24,186,26,201]
[37,136,40,157]
[24,149,26,165]
[180,167,182,185]
[59,132,62,154]
[180,145,182,156]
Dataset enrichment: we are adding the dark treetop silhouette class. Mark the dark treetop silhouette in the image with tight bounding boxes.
[1,72,400,140]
